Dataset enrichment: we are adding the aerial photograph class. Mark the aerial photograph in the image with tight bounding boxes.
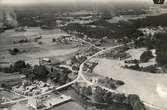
[0,0,167,110]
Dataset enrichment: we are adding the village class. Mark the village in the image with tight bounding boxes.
[1,1,167,110]
[0,28,147,110]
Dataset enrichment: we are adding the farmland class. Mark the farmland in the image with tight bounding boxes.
[0,27,79,65]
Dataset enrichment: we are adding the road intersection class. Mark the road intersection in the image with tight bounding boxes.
[1,39,164,110]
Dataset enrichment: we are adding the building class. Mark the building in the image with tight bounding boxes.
[28,98,44,109]
[27,93,72,110]
[43,94,72,108]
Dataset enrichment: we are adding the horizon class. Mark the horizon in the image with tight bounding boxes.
[0,0,155,5]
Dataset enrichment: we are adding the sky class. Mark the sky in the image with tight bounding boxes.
[0,0,152,5]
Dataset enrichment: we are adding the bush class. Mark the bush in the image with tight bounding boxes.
[52,38,56,42]
[1,83,6,88]
[13,60,26,72]
[0,61,27,73]
[38,41,42,44]
[113,94,126,103]
[2,66,15,73]
[110,83,117,90]
[20,39,29,43]
[8,48,20,55]
[33,65,49,80]
[116,80,125,86]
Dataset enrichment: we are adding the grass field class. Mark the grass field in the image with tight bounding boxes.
[0,72,23,82]
[0,90,22,101]
[0,28,79,65]
[94,58,167,109]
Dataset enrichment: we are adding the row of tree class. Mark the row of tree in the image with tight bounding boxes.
[62,19,143,41]
[0,60,30,73]
[93,87,145,110]
[0,60,71,84]
[135,33,167,72]
[73,83,145,110]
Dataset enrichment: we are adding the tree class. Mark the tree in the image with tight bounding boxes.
[2,65,15,73]
[55,67,71,85]
[58,72,68,85]
[94,87,105,103]
[103,92,113,103]
[156,48,167,66]
[13,60,26,72]
[153,0,165,4]
[52,38,56,42]
[81,86,92,96]
[1,83,6,88]
[8,48,20,55]
[127,94,145,110]
[21,68,35,81]
[101,10,112,20]
[140,50,154,63]
[86,86,92,96]
[38,41,42,44]
[116,80,125,86]
[133,101,145,110]
[33,65,49,80]
[113,94,126,103]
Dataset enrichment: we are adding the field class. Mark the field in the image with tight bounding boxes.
[0,72,24,82]
[0,27,79,65]
[51,102,84,110]
[0,90,22,101]
[94,58,167,109]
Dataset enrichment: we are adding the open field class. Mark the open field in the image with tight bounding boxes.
[51,102,84,110]
[4,103,33,110]
[0,72,24,82]
[2,101,83,110]
[0,27,79,65]
[0,90,22,101]
[94,58,167,109]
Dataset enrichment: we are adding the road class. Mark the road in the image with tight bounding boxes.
[0,38,124,105]
[1,39,164,110]
[79,41,165,110]
[77,42,136,92]
[76,40,165,110]
[77,38,102,50]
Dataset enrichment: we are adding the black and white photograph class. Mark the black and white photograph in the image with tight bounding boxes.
[0,0,167,110]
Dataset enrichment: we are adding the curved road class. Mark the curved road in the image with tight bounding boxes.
[0,40,126,105]
[75,40,165,110]
[79,41,165,110]
[1,40,164,110]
